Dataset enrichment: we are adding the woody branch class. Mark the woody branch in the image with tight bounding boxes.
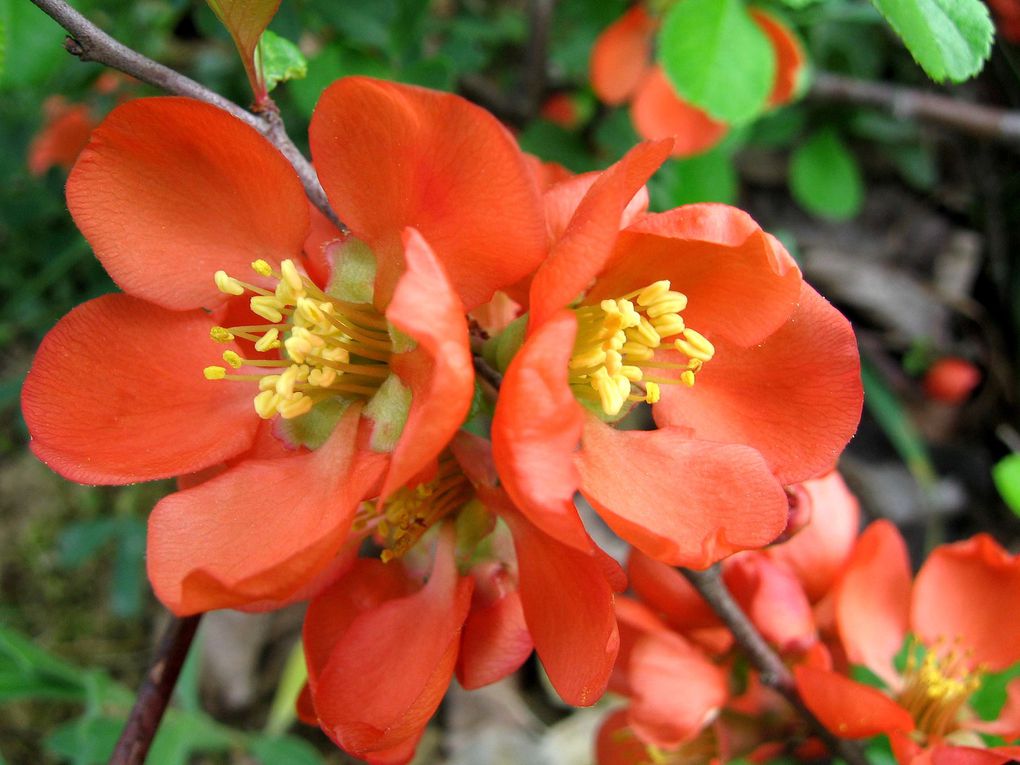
[27,0,344,229]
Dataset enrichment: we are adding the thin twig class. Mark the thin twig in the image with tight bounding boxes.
[681,566,871,765]
[811,71,1020,147]
[28,0,344,230]
[109,614,202,765]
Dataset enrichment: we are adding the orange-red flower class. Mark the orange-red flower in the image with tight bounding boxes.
[22,77,548,616]
[795,522,1020,763]
[491,141,862,571]
[28,96,96,176]
[299,434,623,763]
[590,5,805,156]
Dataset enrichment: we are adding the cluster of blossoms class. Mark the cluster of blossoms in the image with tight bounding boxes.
[28,73,978,764]
[590,3,804,157]
[599,474,1020,765]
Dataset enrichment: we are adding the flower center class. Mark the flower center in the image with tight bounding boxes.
[354,455,474,562]
[897,637,984,739]
[203,259,392,420]
[568,280,714,416]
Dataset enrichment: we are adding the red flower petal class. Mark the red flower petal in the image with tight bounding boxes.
[592,204,802,348]
[631,68,728,158]
[577,419,789,568]
[456,565,533,690]
[653,283,862,485]
[310,77,547,311]
[308,529,473,757]
[627,631,727,748]
[147,408,386,614]
[794,665,914,738]
[504,506,619,706]
[751,9,804,108]
[767,471,861,603]
[22,294,258,484]
[932,746,1020,765]
[304,559,417,686]
[596,709,655,765]
[543,171,649,248]
[491,310,592,552]
[528,141,672,330]
[627,550,719,632]
[725,553,817,653]
[590,7,656,105]
[912,534,1020,671]
[835,521,911,687]
[381,229,474,498]
[67,98,308,310]
[28,102,94,175]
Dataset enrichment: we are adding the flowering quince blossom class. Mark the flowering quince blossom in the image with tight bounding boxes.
[795,521,1020,764]
[590,4,804,156]
[299,433,624,763]
[28,95,97,176]
[490,139,862,571]
[21,76,549,616]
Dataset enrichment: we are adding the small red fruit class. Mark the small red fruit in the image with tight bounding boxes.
[923,357,981,404]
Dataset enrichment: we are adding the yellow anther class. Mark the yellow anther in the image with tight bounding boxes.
[620,365,643,382]
[680,370,696,387]
[214,270,245,296]
[621,341,654,361]
[259,374,280,391]
[280,259,304,293]
[254,328,280,352]
[204,366,227,380]
[650,314,685,338]
[279,394,314,419]
[308,367,337,387]
[210,326,235,343]
[276,366,300,397]
[251,296,284,323]
[605,349,623,375]
[627,317,661,348]
[591,367,626,416]
[636,280,671,306]
[682,328,715,359]
[646,298,688,319]
[569,346,607,370]
[644,382,660,404]
[253,389,278,419]
[222,350,243,369]
[251,259,273,277]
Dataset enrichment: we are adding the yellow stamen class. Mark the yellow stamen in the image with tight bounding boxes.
[567,280,712,416]
[210,326,235,343]
[357,456,474,562]
[203,259,393,420]
[897,636,985,741]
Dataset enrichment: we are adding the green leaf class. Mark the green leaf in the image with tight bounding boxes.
[0,0,68,89]
[58,518,119,568]
[870,0,993,82]
[264,640,307,736]
[993,453,1020,517]
[668,147,739,206]
[658,0,775,124]
[789,128,864,220]
[0,0,8,82]
[970,661,1020,719]
[257,29,307,92]
[45,716,123,765]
